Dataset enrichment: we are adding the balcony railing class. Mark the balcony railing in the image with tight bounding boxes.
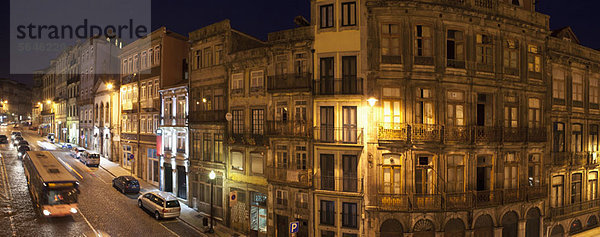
[141,98,159,110]
[162,116,187,126]
[265,120,311,137]
[444,126,470,143]
[313,127,363,144]
[267,73,312,92]
[411,124,442,142]
[314,77,363,96]
[550,199,600,219]
[552,151,569,166]
[527,185,548,200]
[412,194,442,210]
[474,126,501,143]
[528,127,546,142]
[378,123,409,141]
[445,192,473,210]
[378,194,410,211]
[572,152,588,166]
[265,167,312,187]
[503,127,526,142]
[316,175,362,193]
[474,190,502,208]
[502,188,526,204]
[228,130,266,146]
[189,110,226,123]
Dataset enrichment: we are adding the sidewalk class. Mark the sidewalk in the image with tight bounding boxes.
[97,157,244,237]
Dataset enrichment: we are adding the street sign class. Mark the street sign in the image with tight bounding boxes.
[128,154,134,160]
[290,221,299,234]
[229,191,238,207]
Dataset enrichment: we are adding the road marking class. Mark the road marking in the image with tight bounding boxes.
[0,153,17,236]
[159,222,181,237]
[55,155,83,180]
[78,208,99,237]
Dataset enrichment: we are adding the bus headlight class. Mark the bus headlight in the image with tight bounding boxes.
[43,210,51,216]
[18,152,22,157]
[70,208,78,214]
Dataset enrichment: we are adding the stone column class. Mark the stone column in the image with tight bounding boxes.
[495,227,503,236]
[519,219,527,237]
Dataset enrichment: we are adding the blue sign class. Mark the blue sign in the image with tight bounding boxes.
[290,221,299,234]
[128,154,134,160]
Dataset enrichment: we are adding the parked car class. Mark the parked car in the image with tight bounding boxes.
[10,131,21,140]
[12,136,23,146]
[137,191,181,220]
[0,135,8,144]
[112,176,140,194]
[17,140,28,147]
[17,145,30,158]
[80,151,100,167]
[47,133,55,143]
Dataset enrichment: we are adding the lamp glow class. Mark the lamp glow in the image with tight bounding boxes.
[367,97,378,107]
[107,83,114,90]
[209,170,216,180]
[43,210,51,216]
[46,100,52,104]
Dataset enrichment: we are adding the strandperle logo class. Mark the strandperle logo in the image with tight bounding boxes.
[10,0,151,75]
[16,19,148,40]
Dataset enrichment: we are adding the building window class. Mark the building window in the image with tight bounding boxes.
[231,151,244,171]
[504,39,519,72]
[250,70,264,90]
[322,231,335,237]
[416,88,434,124]
[553,67,566,101]
[232,109,244,134]
[294,53,307,75]
[476,34,493,69]
[341,2,356,26]
[447,91,465,127]
[590,172,598,200]
[214,133,223,163]
[320,4,334,29]
[342,56,358,94]
[527,44,541,73]
[382,154,402,194]
[342,155,358,192]
[551,175,564,207]
[342,202,358,228]
[591,125,599,152]
[447,30,464,68]
[528,154,541,186]
[319,57,334,94]
[447,155,464,193]
[504,95,518,128]
[381,23,401,64]
[573,72,584,105]
[203,133,211,161]
[276,145,288,168]
[295,146,307,170]
[573,124,583,152]
[383,88,402,124]
[415,25,432,57]
[415,156,433,194]
[591,77,599,107]
[195,50,202,69]
[572,173,582,203]
[276,189,288,207]
[528,98,541,128]
[231,73,243,93]
[504,153,519,189]
[320,200,335,226]
[553,122,565,152]
[251,152,263,174]
[214,45,223,65]
[191,131,201,160]
[252,109,264,135]
[203,47,212,68]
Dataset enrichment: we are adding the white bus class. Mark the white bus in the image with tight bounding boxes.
[22,151,79,217]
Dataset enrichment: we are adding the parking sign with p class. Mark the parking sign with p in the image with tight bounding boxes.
[289,221,299,234]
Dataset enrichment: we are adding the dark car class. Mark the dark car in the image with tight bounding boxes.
[17,145,30,158]
[13,136,23,146]
[112,176,140,194]
[18,140,29,147]
[0,135,8,144]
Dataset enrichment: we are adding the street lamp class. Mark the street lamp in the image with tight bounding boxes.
[208,170,216,233]
[367,97,378,107]
[46,100,52,105]
[107,83,114,90]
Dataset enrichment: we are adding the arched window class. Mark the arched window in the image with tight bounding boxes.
[380,219,403,237]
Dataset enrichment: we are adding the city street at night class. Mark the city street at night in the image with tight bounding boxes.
[0,128,202,237]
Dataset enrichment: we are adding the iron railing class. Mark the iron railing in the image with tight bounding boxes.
[267,73,312,92]
[266,120,311,137]
[314,77,363,95]
[314,127,363,144]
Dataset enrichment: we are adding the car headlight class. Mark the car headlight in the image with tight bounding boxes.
[70,207,78,214]
[43,210,51,216]
[18,152,22,156]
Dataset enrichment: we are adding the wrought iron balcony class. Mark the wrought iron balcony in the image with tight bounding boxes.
[316,175,362,193]
[162,116,187,126]
[314,77,363,96]
[189,110,226,123]
[445,192,473,210]
[550,199,600,219]
[378,194,410,211]
[443,126,470,143]
[378,123,408,141]
[528,127,547,142]
[503,127,526,142]
[526,185,548,201]
[228,129,266,146]
[411,124,442,142]
[474,126,501,143]
[267,73,312,92]
[412,194,442,210]
[265,120,311,137]
[572,152,588,166]
[313,127,363,145]
[141,98,159,111]
[265,167,312,187]
[552,151,569,166]
[502,188,526,204]
[474,190,502,208]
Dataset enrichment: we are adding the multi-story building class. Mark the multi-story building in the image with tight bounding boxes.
[32,70,44,127]
[546,27,600,236]
[187,20,264,231]
[0,78,33,123]
[119,27,187,181]
[79,37,120,150]
[66,69,80,144]
[41,64,56,136]
[158,82,189,197]
[54,45,79,143]
[93,78,120,160]
[264,26,314,237]
[361,0,548,236]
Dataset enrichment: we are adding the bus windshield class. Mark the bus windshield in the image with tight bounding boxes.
[47,188,78,205]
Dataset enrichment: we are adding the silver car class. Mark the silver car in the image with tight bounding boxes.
[137,191,181,220]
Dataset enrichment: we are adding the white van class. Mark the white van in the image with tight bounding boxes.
[80,151,100,167]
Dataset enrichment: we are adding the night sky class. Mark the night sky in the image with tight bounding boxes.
[0,0,597,85]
